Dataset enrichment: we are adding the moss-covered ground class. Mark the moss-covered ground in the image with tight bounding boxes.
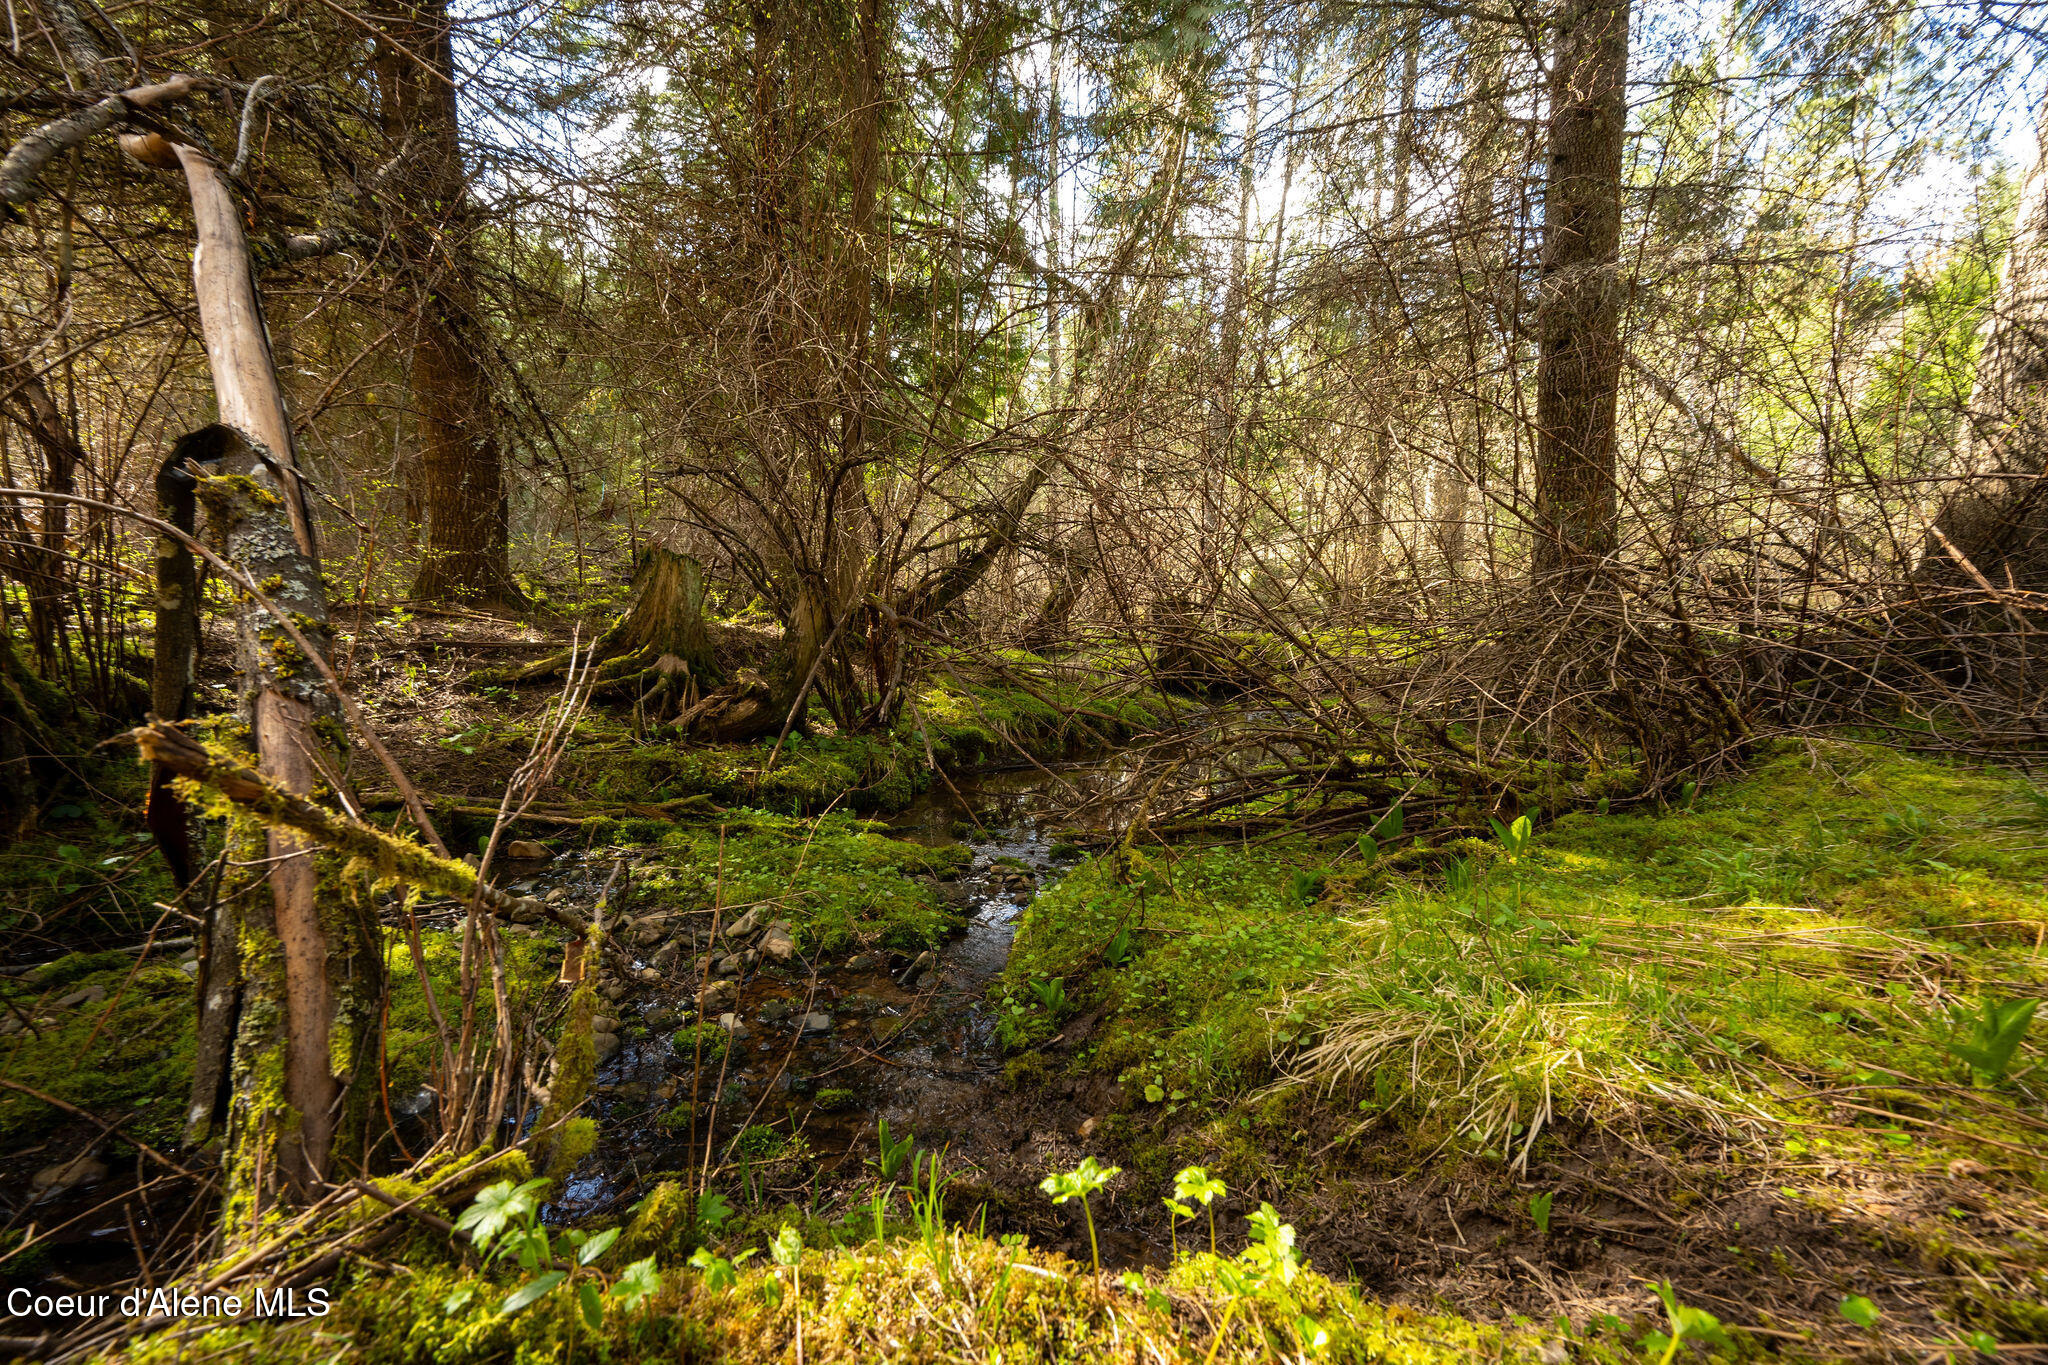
[17,670,2048,1363]
[992,739,2048,1357]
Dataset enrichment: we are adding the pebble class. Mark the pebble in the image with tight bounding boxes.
[757,999,795,1024]
[714,954,744,976]
[844,953,881,973]
[56,985,107,1009]
[545,887,568,903]
[717,1012,749,1040]
[505,839,552,861]
[800,1012,832,1035]
[593,1032,621,1062]
[699,979,738,1012]
[723,909,763,942]
[651,943,680,971]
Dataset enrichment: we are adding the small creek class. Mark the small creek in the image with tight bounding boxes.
[522,754,1154,1255]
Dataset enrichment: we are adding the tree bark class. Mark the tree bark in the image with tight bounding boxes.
[375,0,523,610]
[0,339,86,670]
[1531,0,1629,581]
[157,141,377,1203]
[1922,88,2048,591]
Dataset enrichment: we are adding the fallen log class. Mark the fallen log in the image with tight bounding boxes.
[130,721,613,952]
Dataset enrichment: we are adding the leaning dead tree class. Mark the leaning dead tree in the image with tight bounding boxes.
[0,0,375,1211]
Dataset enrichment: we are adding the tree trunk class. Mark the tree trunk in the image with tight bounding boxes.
[0,340,85,672]
[148,433,205,893]
[1922,88,2048,591]
[1531,0,1629,581]
[0,627,65,833]
[153,140,379,1204]
[376,0,524,610]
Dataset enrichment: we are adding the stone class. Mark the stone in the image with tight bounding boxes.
[715,953,743,976]
[717,1013,749,1040]
[600,982,628,1002]
[723,909,763,942]
[56,985,106,1009]
[647,1006,680,1030]
[592,1032,622,1061]
[651,943,680,972]
[634,923,664,947]
[756,999,795,1024]
[760,922,797,962]
[545,886,568,903]
[179,961,199,976]
[699,979,738,1012]
[31,1155,108,1197]
[800,1012,832,1035]
[592,1015,620,1035]
[506,839,552,861]
[844,953,881,973]
[633,967,662,985]
[613,1080,652,1104]
[740,949,759,970]
[510,899,543,924]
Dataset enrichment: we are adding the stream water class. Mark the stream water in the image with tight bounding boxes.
[528,755,1149,1247]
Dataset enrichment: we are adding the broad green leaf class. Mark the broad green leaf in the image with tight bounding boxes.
[498,1271,566,1316]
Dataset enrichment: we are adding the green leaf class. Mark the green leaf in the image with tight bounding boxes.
[577,1226,620,1266]
[455,1178,548,1254]
[579,1280,603,1330]
[695,1189,734,1232]
[772,1224,803,1267]
[1144,1083,1165,1103]
[1174,1165,1226,1206]
[498,1271,566,1315]
[1838,1295,1880,1329]
[441,1285,476,1315]
[609,1256,662,1312]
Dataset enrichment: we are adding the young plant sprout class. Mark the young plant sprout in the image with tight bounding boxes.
[1173,1165,1227,1254]
[1040,1156,1120,1274]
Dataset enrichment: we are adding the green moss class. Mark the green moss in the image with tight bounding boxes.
[1008,741,2048,1188]
[622,811,967,955]
[673,1021,729,1065]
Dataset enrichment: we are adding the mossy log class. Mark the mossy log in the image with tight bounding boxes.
[131,720,605,948]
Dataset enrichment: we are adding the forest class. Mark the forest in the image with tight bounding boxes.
[0,0,2044,1357]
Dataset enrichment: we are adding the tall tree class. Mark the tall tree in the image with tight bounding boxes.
[1924,88,2048,591]
[376,0,525,609]
[1531,0,1630,580]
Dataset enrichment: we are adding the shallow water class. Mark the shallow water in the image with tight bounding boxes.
[539,758,1125,1225]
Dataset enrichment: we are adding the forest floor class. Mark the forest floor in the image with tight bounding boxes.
[2,610,2046,1363]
